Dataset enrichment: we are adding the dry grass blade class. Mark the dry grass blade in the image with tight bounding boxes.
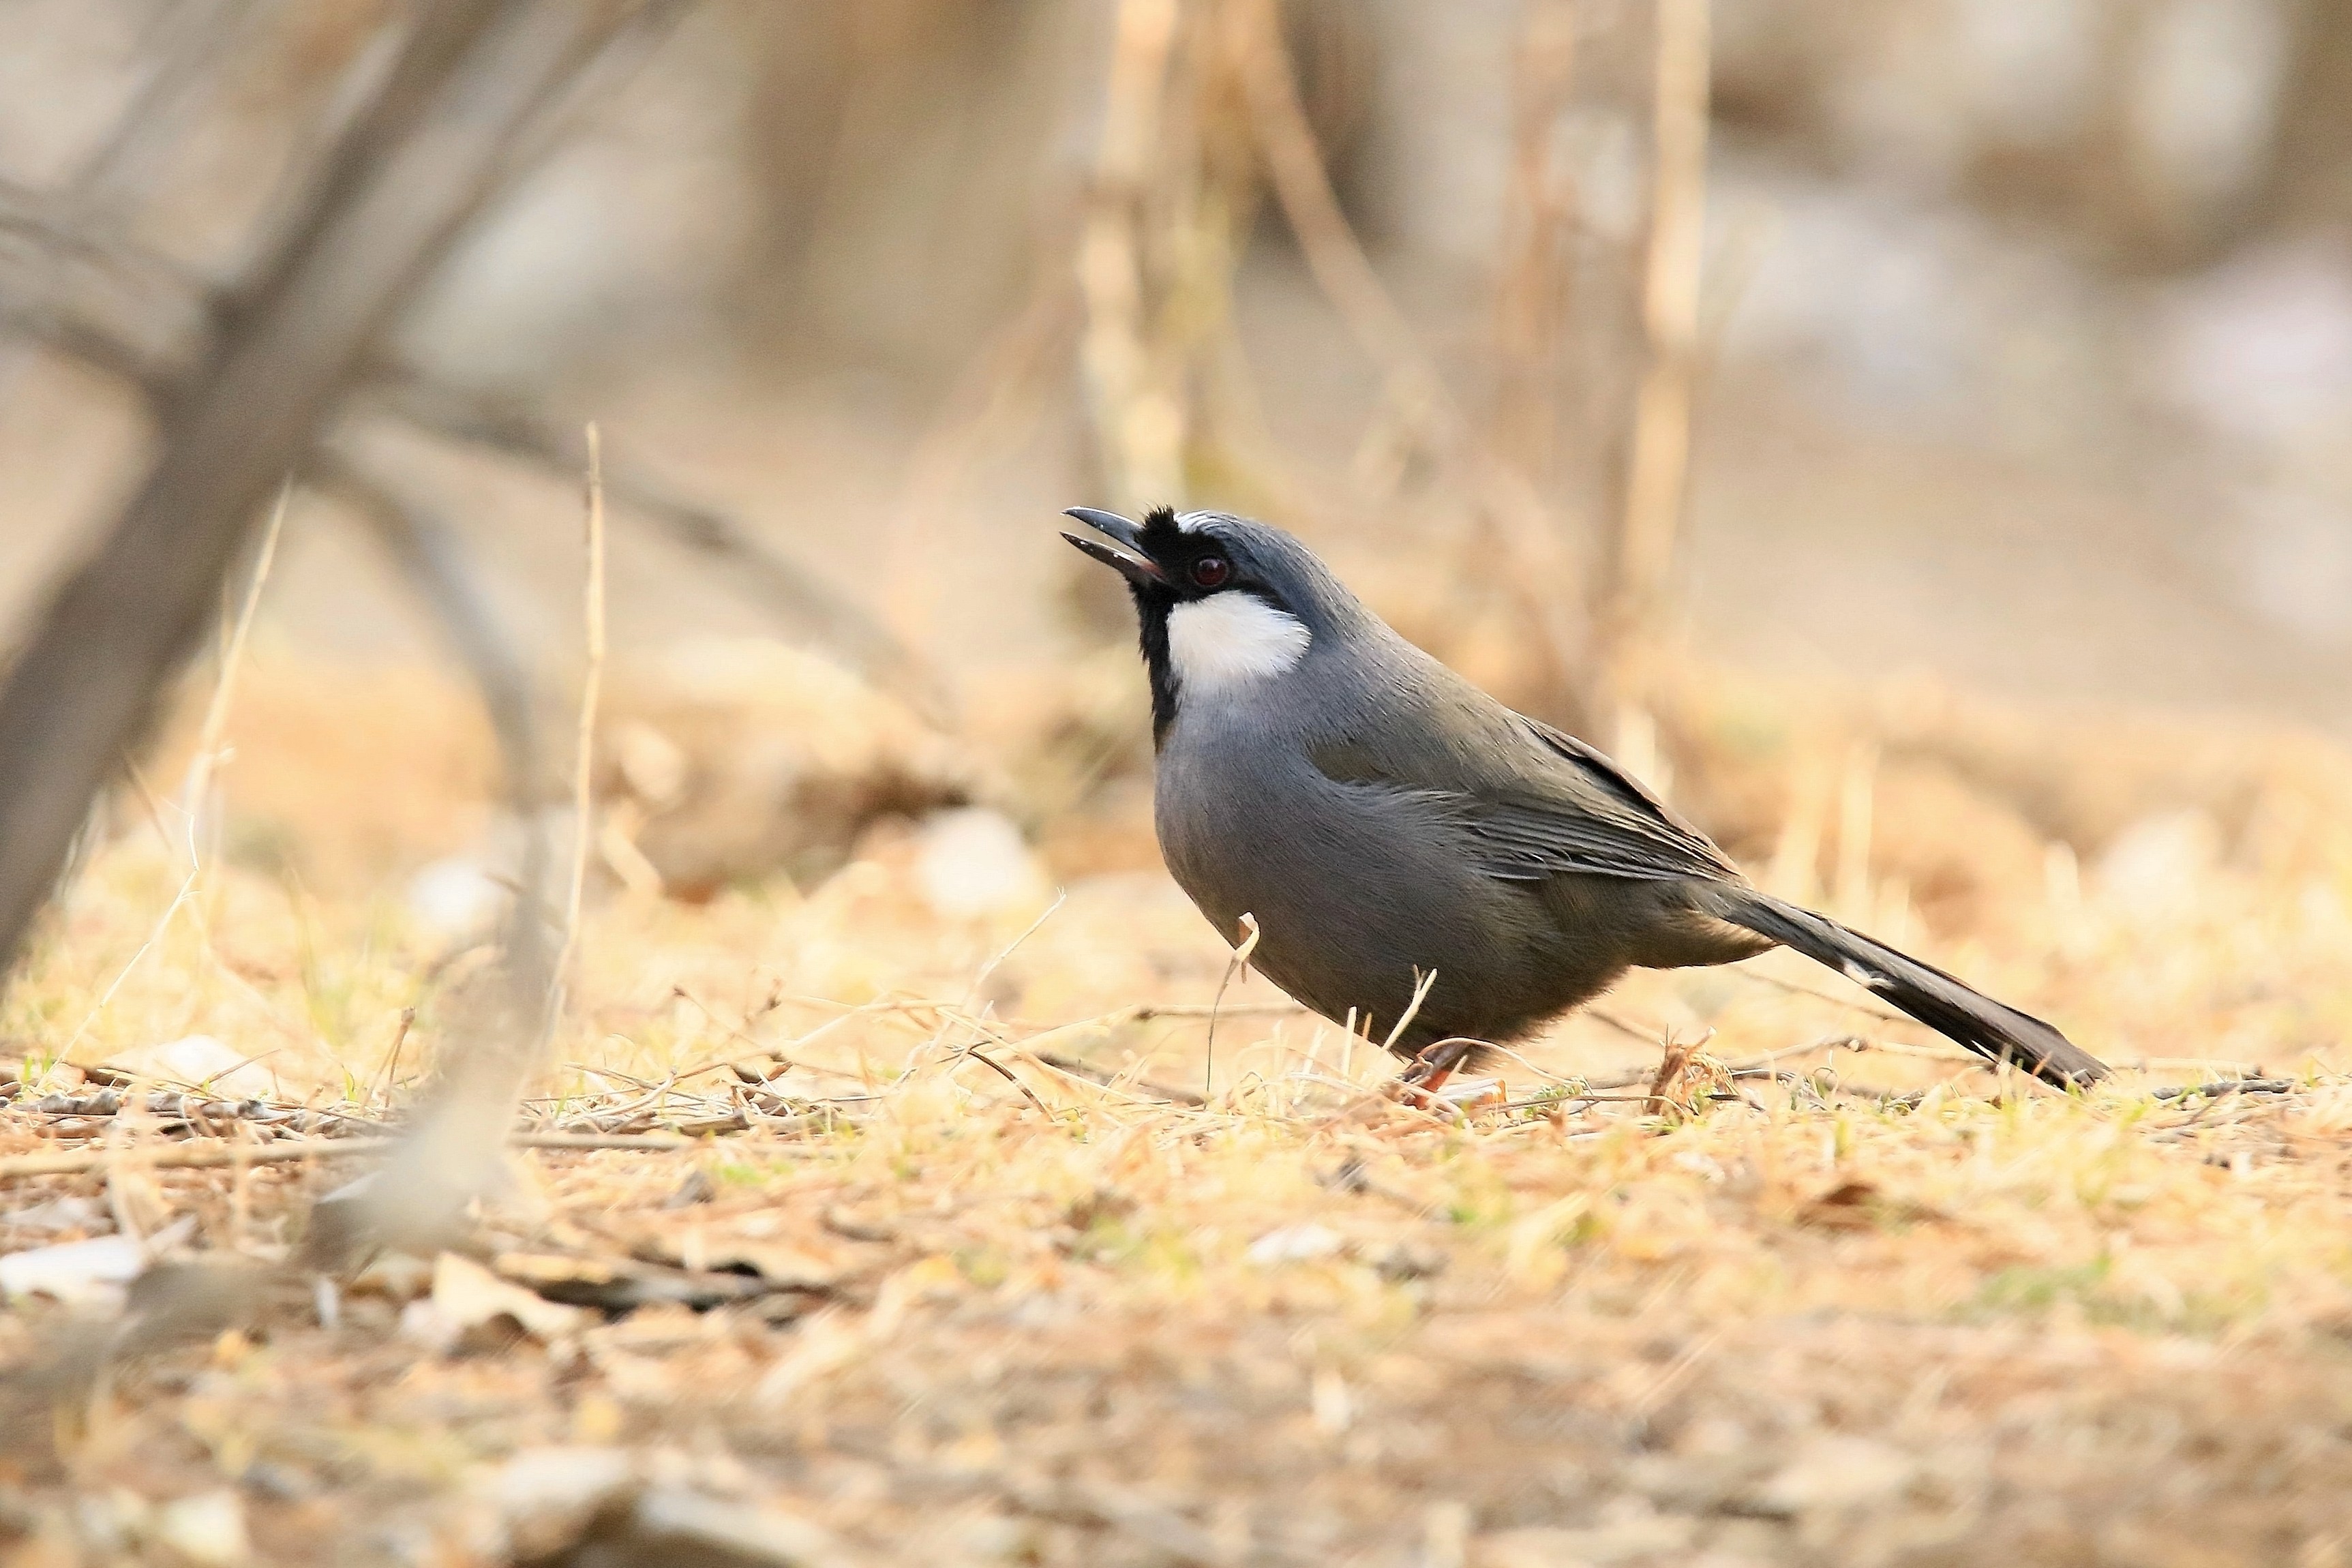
[1204,910,1262,1098]
[57,484,287,1063]
[1381,965,1441,1054]
[181,477,289,827]
[554,421,607,1007]
[959,1047,1057,1120]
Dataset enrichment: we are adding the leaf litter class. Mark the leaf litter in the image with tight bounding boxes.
[2,661,2352,1566]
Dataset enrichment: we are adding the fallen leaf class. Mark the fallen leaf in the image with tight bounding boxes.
[406,1252,586,1351]
[0,1216,194,1310]
[1753,1434,1920,1514]
[151,1490,251,1568]
[0,1234,147,1309]
[477,1446,637,1561]
[1246,1223,1345,1266]
[493,1250,774,1311]
[627,1226,845,1290]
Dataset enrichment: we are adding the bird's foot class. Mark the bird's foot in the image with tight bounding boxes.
[1392,1038,1478,1110]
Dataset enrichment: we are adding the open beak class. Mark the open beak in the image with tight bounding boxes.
[1061,507,1169,588]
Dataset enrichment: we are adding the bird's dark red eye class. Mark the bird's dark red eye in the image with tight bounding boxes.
[1191,554,1231,589]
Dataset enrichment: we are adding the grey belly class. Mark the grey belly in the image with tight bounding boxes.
[1154,755,1627,1051]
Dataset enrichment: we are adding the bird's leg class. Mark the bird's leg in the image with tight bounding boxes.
[1393,1037,1477,1107]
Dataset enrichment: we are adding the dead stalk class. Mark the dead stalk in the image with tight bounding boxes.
[1646,1034,1702,1117]
[555,421,607,1003]
[1611,0,1713,684]
[181,477,290,831]
[1078,0,1185,509]
[1380,965,1441,1055]
[1204,909,1262,1099]
[1234,0,1581,691]
[59,481,289,1062]
[1492,0,1580,483]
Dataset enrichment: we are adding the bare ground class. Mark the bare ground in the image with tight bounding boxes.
[3,660,2351,1567]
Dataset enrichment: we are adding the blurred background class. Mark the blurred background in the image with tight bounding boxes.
[3,0,2351,913]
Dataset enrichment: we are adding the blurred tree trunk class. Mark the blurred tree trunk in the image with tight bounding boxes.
[2254,0,2352,233]
[0,0,649,976]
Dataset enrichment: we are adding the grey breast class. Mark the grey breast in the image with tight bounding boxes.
[1151,650,1571,1047]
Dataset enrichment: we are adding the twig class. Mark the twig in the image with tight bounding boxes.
[1607,0,1713,678]
[181,477,290,825]
[374,1007,417,1105]
[2150,1078,2297,1102]
[1491,0,1580,480]
[0,177,215,386]
[959,1047,1057,1120]
[0,1128,749,1179]
[1736,967,1918,1028]
[0,1139,398,1179]
[1228,0,1580,684]
[1582,1007,1661,1044]
[1083,1001,1302,1023]
[1027,1050,1205,1108]
[552,421,607,1008]
[1489,1092,1652,1114]
[1231,0,1433,415]
[68,0,267,209]
[1074,0,1187,509]
[916,894,1070,1073]
[1380,965,1441,1055]
[1205,911,1263,1099]
[961,892,1067,1021]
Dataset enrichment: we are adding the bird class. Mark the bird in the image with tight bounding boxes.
[1060,504,2107,1092]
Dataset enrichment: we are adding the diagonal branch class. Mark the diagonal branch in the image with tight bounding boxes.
[0,179,217,387]
[0,0,644,974]
[0,177,939,718]
[357,370,942,717]
[1227,0,1589,713]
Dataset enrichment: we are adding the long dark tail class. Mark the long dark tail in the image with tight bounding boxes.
[1698,887,2107,1089]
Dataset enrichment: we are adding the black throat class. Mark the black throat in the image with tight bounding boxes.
[1132,584,1177,749]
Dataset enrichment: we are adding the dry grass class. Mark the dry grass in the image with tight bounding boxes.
[4,659,2352,1567]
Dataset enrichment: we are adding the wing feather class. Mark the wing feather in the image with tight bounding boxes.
[1312,714,1741,886]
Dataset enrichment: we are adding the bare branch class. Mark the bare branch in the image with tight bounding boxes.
[359,369,943,717]
[0,0,644,971]
[0,178,215,387]
[0,187,937,718]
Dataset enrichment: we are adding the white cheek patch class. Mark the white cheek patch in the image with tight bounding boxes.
[1166,594,1312,696]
